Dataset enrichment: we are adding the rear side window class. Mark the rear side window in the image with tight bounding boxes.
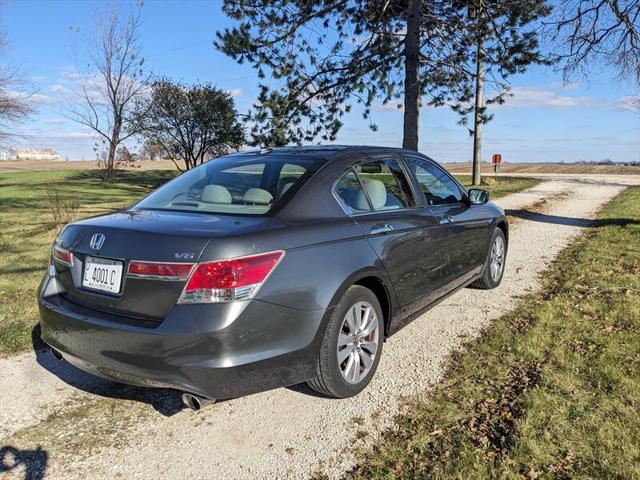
[405,156,463,205]
[134,155,320,215]
[335,170,372,213]
[335,156,416,214]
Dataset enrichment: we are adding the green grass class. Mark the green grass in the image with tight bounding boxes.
[456,175,541,199]
[0,169,176,356]
[0,170,536,357]
[349,187,640,479]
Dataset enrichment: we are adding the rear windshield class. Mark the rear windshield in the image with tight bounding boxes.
[133,155,322,215]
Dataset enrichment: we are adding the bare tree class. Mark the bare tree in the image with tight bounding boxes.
[65,1,149,181]
[0,31,35,144]
[551,0,640,85]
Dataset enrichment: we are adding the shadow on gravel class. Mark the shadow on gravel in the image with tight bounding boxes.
[506,209,640,228]
[0,445,48,480]
[31,326,184,417]
[286,382,331,398]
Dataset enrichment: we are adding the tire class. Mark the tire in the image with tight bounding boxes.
[307,285,384,398]
[470,227,507,289]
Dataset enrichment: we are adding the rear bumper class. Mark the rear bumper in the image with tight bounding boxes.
[38,277,328,399]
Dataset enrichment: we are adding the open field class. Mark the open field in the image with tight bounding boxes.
[350,186,640,479]
[2,158,639,175]
[446,161,640,175]
[0,169,537,357]
[0,159,178,172]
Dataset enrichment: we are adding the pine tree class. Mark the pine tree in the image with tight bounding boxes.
[217,1,551,153]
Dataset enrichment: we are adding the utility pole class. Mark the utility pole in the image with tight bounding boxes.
[471,1,484,186]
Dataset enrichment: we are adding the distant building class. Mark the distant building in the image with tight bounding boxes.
[14,148,62,161]
[0,148,17,161]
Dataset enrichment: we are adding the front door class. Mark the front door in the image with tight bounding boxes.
[403,155,488,288]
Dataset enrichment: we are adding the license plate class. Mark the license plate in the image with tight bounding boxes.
[82,256,123,294]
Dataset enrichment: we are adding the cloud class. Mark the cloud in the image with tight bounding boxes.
[617,95,640,111]
[49,84,67,93]
[371,101,403,112]
[7,90,54,105]
[43,118,68,125]
[495,86,607,110]
[227,88,242,98]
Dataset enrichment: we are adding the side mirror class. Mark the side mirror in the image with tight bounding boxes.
[468,188,489,205]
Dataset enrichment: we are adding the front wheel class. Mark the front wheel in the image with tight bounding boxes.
[470,228,506,289]
[307,285,383,398]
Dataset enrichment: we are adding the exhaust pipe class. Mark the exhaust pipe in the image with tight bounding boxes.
[50,347,63,361]
[181,392,215,411]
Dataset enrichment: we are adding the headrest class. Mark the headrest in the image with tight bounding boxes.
[243,188,273,205]
[362,179,387,210]
[200,184,232,204]
[278,176,298,193]
[279,182,294,196]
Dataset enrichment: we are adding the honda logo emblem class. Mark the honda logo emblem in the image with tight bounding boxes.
[89,233,106,250]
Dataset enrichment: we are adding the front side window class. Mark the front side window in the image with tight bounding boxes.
[405,156,463,205]
[351,157,416,211]
[133,155,320,215]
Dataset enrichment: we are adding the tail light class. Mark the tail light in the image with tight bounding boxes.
[128,261,194,281]
[52,245,74,267]
[178,250,284,304]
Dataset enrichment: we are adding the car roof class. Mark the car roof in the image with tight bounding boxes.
[224,145,415,162]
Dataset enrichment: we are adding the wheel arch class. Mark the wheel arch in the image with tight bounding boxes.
[496,218,509,247]
[327,267,398,338]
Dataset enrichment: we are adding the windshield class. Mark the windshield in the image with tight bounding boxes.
[133,154,322,215]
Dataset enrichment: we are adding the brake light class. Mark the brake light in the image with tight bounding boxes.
[52,246,74,266]
[178,250,284,304]
[128,261,194,280]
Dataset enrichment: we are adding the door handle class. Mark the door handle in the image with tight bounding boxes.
[370,224,394,235]
[438,215,454,225]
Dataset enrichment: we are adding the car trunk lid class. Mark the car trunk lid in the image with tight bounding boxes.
[53,209,278,319]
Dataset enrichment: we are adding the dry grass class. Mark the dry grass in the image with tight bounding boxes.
[445,161,640,175]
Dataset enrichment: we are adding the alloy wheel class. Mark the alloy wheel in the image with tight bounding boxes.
[337,301,379,384]
[490,235,505,282]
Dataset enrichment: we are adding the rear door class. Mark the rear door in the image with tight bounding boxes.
[333,154,446,315]
[403,155,490,285]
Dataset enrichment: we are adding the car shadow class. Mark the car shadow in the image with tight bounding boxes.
[286,382,331,398]
[31,325,184,417]
[506,209,640,228]
[0,445,48,480]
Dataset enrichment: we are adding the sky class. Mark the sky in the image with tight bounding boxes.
[1,0,639,163]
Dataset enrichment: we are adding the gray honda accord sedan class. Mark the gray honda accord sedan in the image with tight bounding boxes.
[39,146,507,407]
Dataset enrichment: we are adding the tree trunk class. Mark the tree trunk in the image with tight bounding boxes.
[402,0,421,151]
[472,13,484,186]
[106,116,122,183]
[106,137,117,183]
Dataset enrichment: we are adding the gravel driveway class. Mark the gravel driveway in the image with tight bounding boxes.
[1,175,638,479]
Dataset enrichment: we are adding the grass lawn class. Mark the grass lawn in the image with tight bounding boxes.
[0,169,537,357]
[456,174,540,199]
[0,169,176,357]
[349,187,640,479]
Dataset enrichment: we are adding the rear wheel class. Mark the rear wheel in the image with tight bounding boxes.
[308,285,383,398]
[470,228,506,289]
